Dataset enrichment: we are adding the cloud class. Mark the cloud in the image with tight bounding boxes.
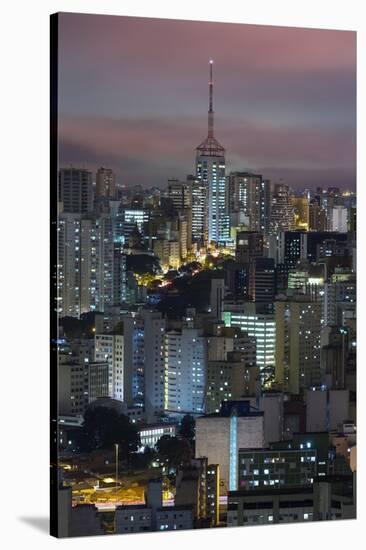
[57,13,356,189]
[59,113,355,189]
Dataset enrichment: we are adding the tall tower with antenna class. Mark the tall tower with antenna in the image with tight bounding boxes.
[196,60,230,245]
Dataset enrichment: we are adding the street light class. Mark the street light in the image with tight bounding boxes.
[115,443,119,506]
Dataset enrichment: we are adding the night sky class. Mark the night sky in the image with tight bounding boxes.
[58,13,356,190]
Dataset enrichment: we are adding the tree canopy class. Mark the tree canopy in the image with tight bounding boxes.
[76,406,140,459]
[156,435,192,469]
[178,414,195,444]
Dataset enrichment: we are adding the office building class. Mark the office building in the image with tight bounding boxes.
[94,333,125,401]
[95,166,117,199]
[292,196,309,231]
[227,486,314,526]
[206,353,259,414]
[259,392,284,444]
[164,327,207,416]
[167,178,192,210]
[210,277,225,320]
[309,200,327,232]
[57,213,117,317]
[324,275,356,327]
[195,401,264,493]
[191,176,207,245]
[59,168,93,214]
[235,231,263,263]
[249,257,276,303]
[328,206,348,233]
[138,423,177,450]
[196,61,230,244]
[270,183,295,235]
[229,172,270,233]
[142,310,167,422]
[58,360,109,416]
[275,296,322,393]
[115,480,193,533]
[223,304,276,372]
[238,446,317,490]
[305,389,350,432]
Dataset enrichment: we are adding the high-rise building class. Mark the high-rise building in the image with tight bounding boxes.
[58,360,109,416]
[275,296,323,393]
[223,304,276,372]
[167,179,193,252]
[142,310,166,422]
[324,275,356,327]
[224,261,250,298]
[268,230,307,289]
[95,166,117,199]
[59,168,93,214]
[305,389,350,432]
[122,313,145,408]
[229,172,270,233]
[196,61,230,244]
[309,200,327,232]
[121,208,149,239]
[210,277,225,320]
[190,176,207,245]
[238,446,317,490]
[227,486,315,526]
[94,333,125,401]
[348,206,356,233]
[167,179,192,210]
[292,196,309,231]
[235,231,263,263]
[328,206,348,232]
[249,257,276,303]
[270,183,295,235]
[206,352,259,414]
[57,213,118,317]
[57,214,97,317]
[164,327,207,416]
[195,401,264,493]
[113,242,127,305]
[174,458,220,527]
[321,327,348,390]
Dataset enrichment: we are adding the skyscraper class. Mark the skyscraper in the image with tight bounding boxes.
[94,332,125,401]
[196,61,230,245]
[229,172,271,233]
[222,304,276,372]
[164,327,207,416]
[95,166,117,199]
[270,183,295,235]
[191,176,208,245]
[275,296,323,393]
[59,168,93,214]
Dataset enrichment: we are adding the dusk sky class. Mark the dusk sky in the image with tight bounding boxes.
[58,13,356,190]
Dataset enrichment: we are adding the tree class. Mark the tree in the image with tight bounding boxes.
[156,435,192,469]
[76,406,140,460]
[178,414,195,444]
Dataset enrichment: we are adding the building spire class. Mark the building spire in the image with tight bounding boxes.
[196,59,225,156]
[208,60,214,138]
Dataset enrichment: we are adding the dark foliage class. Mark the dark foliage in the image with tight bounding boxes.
[178,414,196,443]
[156,435,192,468]
[76,406,140,459]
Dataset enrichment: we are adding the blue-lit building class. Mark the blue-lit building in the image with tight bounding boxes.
[196,61,230,245]
[195,401,264,494]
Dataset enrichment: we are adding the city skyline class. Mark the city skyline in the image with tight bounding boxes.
[52,13,357,538]
[58,13,356,190]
